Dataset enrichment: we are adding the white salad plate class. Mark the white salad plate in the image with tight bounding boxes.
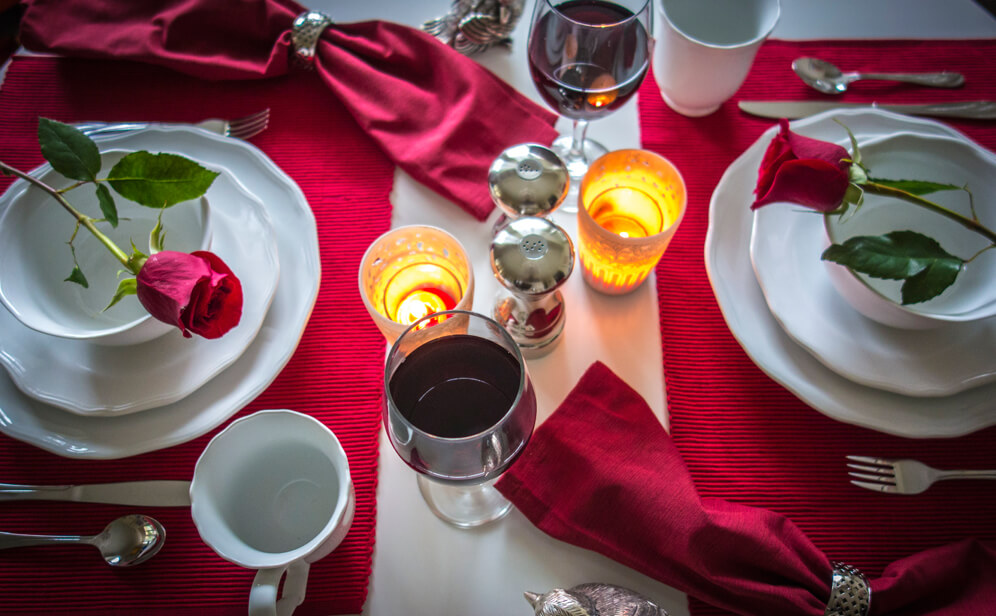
[0,164,280,415]
[0,126,320,458]
[750,131,996,397]
[705,108,996,438]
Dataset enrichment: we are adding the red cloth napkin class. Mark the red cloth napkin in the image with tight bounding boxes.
[497,362,996,616]
[0,55,390,615]
[639,39,996,616]
[17,0,559,220]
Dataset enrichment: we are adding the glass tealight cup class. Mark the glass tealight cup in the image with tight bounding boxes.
[358,225,475,344]
[577,149,687,295]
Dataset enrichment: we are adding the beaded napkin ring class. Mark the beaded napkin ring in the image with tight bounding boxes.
[825,562,871,616]
[291,11,334,68]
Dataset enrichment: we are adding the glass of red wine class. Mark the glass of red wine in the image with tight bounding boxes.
[527,0,653,206]
[384,310,537,528]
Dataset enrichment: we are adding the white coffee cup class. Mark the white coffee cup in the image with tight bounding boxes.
[190,410,355,616]
[652,0,780,116]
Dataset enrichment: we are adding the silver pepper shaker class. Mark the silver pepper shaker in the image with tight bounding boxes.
[490,216,574,358]
[488,143,570,234]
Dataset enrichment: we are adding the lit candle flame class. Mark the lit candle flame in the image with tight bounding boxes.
[395,289,456,328]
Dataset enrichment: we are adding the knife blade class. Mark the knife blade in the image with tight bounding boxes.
[0,481,191,507]
[738,100,996,120]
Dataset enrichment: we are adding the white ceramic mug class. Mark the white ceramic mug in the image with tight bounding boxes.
[190,410,355,616]
[652,0,780,117]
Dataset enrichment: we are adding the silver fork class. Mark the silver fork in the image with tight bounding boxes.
[847,455,996,494]
[74,108,270,140]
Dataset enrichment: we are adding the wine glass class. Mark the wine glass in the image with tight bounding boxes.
[527,0,653,206]
[384,310,537,528]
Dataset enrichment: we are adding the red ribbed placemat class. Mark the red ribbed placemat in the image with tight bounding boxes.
[0,56,393,614]
[640,40,996,616]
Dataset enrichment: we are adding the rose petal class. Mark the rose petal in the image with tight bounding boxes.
[751,159,850,211]
[136,250,242,339]
[785,126,850,170]
[185,250,242,339]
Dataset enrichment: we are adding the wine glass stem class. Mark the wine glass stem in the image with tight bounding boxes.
[567,119,590,166]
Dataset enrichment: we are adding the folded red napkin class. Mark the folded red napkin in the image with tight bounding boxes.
[17,0,559,220]
[497,362,996,616]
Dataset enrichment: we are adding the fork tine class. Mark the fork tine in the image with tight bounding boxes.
[228,117,269,139]
[228,108,270,139]
[851,480,900,493]
[846,455,895,466]
[849,471,896,483]
[233,108,270,125]
[847,462,894,475]
[235,114,269,132]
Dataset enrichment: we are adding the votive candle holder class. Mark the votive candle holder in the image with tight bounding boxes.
[577,149,687,295]
[359,225,475,344]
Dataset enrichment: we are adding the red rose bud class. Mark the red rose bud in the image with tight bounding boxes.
[136,250,243,339]
[751,119,852,212]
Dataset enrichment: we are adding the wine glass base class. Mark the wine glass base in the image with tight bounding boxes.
[416,475,513,529]
[551,135,608,214]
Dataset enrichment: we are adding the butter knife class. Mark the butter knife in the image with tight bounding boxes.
[0,481,191,507]
[738,100,996,120]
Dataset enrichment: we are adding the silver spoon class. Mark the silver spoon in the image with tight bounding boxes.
[0,514,165,567]
[793,57,965,95]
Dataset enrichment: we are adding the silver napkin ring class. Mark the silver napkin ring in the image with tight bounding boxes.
[825,562,871,616]
[291,11,333,68]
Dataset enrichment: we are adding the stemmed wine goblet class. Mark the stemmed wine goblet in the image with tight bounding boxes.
[384,310,537,528]
[527,0,653,209]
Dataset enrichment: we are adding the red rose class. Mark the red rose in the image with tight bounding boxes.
[136,250,243,339]
[751,119,852,212]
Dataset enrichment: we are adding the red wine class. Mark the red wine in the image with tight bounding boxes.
[389,335,521,439]
[528,0,650,121]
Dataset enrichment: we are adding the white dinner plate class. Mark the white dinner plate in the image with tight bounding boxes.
[0,165,279,415]
[0,126,320,457]
[750,131,996,397]
[705,108,996,438]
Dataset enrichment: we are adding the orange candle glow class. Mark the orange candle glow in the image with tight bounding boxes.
[394,288,457,328]
[577,150,686,295]
[359,226,474,343]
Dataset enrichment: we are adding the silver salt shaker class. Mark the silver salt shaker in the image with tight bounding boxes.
[488,143,569,234]
[490,216,574,358]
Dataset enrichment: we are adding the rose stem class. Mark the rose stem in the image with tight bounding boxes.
[863,181,996,244]
[0,161,133,270]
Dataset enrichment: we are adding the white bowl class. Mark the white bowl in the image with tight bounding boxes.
[823,131,996,330]
[0,150,212,345]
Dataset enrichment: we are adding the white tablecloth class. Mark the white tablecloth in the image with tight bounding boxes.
[313,2,996,614]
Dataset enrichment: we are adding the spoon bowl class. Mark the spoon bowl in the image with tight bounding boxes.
[92,514,166,566]
[792,57,965,95]
[0,514,165,567]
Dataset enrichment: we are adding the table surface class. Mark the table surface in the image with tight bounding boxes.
[4,1,995,615]
[312,2,996,615]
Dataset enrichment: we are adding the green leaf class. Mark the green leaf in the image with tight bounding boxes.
[38,118,101,182]
[104,278,137,311]
[822,230,963,304]
[127,242,148,275]
[149,211,166,253]
[842,183,864,207]
[838,120,862,166]
[866,177,961,196]
[107,152,219,208]
[95,183,118,227]
[64,265,89,288]
[901,260,961,305]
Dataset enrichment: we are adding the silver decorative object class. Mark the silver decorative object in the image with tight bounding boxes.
[491,216,574,358]
[423,0,526,55]
[292,11,334,68]
[525,583,668,616]
[825,562,871,616]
